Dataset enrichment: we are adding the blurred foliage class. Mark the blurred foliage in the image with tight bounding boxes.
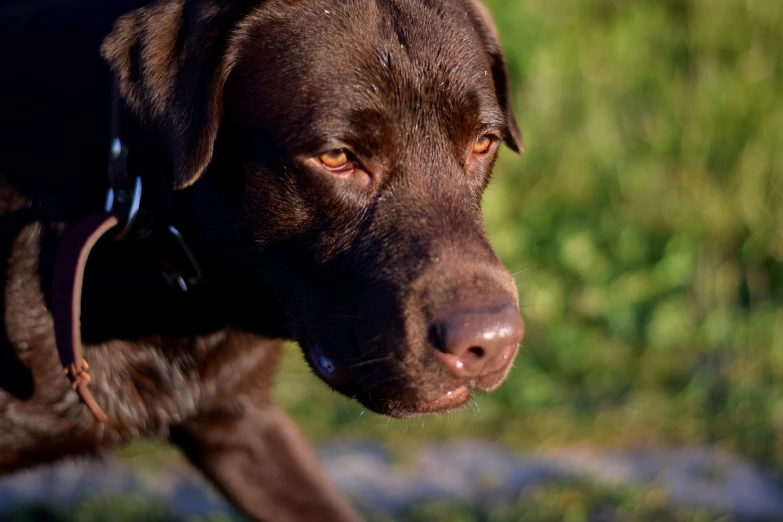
[3,481,738,522]
[371,481,731,522]
[272,0,783,468]
[483,0,783,462]
[3,496,187,522]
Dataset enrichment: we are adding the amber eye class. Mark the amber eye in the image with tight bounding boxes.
[319,150,351,171]
[473,135,493,155]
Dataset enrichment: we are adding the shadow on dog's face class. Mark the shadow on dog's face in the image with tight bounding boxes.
[103,0,524,418]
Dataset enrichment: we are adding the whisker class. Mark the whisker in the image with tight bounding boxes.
[350,367,389,386]
[359,366,422,389]
[348,355,394,370]
[509,267,534,278]
[337,343,388,364]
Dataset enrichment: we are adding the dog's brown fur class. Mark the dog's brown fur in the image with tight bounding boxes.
[0,1,522,520]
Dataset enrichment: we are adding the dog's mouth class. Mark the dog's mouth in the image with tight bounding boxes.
[413,386,471,414]
[302,342,474,417]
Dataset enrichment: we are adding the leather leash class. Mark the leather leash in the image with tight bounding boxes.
[51,77,202,423]
[52,212,119,423]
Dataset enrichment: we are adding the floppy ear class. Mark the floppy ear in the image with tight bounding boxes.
[100,0,242,190]
[463,0,523,153]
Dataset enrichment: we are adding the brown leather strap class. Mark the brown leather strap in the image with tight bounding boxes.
[52,212,119,423]
[50,74,200,423]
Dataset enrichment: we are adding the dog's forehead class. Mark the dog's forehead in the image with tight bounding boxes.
[237,0,491,83]
[228,0,501,149]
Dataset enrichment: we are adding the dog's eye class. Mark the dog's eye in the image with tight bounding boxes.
[319,150,352,171]
[472,135,493,155]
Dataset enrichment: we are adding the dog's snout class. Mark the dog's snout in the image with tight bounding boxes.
[431,304,524,379]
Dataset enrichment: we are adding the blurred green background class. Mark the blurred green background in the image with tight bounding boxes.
[278,0,783,462]
[7,0,783,520]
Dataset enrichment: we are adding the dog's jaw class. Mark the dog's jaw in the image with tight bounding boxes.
[301,338,520,418]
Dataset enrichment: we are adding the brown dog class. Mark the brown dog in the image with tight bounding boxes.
[0,0,523,520]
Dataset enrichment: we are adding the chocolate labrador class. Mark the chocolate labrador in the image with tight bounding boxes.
[0,0,524,520]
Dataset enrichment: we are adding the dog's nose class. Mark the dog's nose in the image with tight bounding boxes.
[431,304,524,379]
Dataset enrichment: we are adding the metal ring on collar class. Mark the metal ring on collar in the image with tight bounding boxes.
[165,224,204,292]
[104,175,142,240]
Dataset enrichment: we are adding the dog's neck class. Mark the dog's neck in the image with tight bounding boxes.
[46,120,289,346]
[76,223,291,345]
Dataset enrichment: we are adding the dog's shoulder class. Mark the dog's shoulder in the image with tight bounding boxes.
[0,176,280,471]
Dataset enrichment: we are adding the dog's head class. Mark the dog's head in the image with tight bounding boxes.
[102,0,524,418]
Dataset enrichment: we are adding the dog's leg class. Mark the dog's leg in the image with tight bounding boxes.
[171,403,365,522]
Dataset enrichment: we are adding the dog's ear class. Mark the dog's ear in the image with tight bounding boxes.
[101,1,242,190]
[463,0,523,153]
